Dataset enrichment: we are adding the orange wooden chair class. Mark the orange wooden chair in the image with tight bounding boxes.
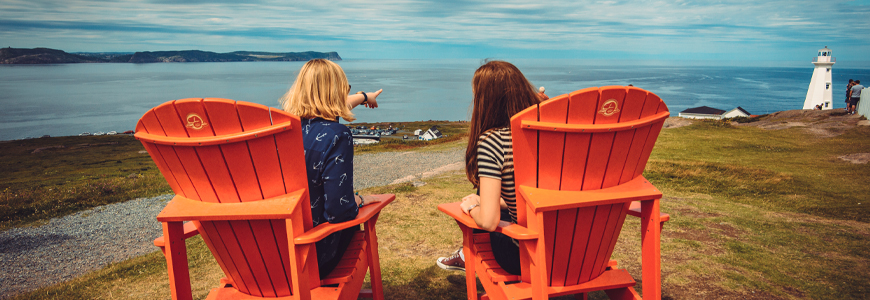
[438,86,670,300]
[136,98,395,300]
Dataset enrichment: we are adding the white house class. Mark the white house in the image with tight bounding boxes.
[418,126,443,141]
[679,106,751,120]
[413,129,423,136]
[721,107,752,119]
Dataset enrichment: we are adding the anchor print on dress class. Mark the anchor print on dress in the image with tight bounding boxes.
[339,195,351,205]
[315,132,328,141]
[338,173,347,186]
[332,135,339,146]
[334,154,344,164]
[311,195,321,209]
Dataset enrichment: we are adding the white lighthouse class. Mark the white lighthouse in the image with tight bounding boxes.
[803,46,835,110]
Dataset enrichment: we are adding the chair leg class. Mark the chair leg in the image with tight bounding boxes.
[162,221,193,300]
[640,199,662,300]
[460,225,478,300]
[365,215,385,300]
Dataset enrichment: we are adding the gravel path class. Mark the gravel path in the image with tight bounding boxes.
[0,147,463,298]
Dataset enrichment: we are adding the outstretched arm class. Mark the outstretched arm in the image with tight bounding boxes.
[347,89,383,109]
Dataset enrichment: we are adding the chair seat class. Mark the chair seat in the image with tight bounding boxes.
[321,231,367,285]
[471,233,521,283]
[499,269,637,300]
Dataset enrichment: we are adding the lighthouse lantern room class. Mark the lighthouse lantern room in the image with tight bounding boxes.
[803,46,835,110]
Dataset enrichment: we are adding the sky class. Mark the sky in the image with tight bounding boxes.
[2,0,869,63]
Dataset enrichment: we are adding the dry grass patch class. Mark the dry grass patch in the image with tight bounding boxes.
[0,135,171,230]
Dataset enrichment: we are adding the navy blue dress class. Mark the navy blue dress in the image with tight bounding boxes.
[301,117,359,277]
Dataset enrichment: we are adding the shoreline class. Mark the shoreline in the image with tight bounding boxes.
[0,119,469,143]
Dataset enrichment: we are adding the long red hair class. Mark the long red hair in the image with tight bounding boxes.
[465,61,540,187]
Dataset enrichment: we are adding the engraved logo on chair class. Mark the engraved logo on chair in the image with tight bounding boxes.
[185,113,208,130]
[598,99,621,116]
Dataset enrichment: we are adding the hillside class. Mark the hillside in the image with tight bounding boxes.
[0,47,341,64]
[0,47,103,64]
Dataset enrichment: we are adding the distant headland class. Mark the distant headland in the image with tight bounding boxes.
[0,47,341,64]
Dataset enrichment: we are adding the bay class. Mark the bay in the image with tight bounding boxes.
[1,59,869,141]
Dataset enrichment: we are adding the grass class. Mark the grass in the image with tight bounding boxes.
[8,118,870,299]
[0,135,171,230]
[647,121,870,222]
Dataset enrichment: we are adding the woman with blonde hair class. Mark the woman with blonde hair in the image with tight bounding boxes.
[437,60,540,275]
[280,58,383,278]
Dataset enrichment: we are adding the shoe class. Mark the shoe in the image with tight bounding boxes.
[436,248,465,271]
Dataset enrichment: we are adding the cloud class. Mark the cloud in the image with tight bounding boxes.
[0,0,868,60]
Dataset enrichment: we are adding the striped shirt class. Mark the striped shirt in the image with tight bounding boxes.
[477,127,517,224]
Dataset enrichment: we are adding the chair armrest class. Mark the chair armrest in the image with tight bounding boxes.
[519,176,662,213]
[294,194,395,244]
[156,188,306,222]
[437,202,538,240]
[154,221,199,248]
[627,201,670,223]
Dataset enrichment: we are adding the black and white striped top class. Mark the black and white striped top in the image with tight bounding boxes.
[477,127,517,224]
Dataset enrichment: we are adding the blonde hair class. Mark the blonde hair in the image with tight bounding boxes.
[280,59,355,122]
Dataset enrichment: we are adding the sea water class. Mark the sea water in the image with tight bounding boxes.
[1,59,869,141]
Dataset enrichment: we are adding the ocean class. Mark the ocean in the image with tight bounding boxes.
[1,59,869,141]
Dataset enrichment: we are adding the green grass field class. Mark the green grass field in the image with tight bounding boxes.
[7,118,870,300]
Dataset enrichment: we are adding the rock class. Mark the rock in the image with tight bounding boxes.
[839,153,870,164]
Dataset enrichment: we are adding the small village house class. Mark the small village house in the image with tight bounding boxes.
[418,126,442,141]
[679,106,751,120]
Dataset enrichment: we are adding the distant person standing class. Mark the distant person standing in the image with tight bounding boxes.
[845,79,855,113]
[537,86,549,101]
[850,80,863,115]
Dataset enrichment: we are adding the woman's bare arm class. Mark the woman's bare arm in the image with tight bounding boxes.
[346,89,383,109]
[460,177,502,231]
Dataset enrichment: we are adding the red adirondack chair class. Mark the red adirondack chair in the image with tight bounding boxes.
[136,98,394,300]
[438,86,670,300]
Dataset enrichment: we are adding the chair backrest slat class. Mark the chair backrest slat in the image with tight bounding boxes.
[197,221,252,294]
[511,86,668,287]
[562,206,596,284]
[136,99,308,298]
[634,96,668,179]
[537,94,570,191]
